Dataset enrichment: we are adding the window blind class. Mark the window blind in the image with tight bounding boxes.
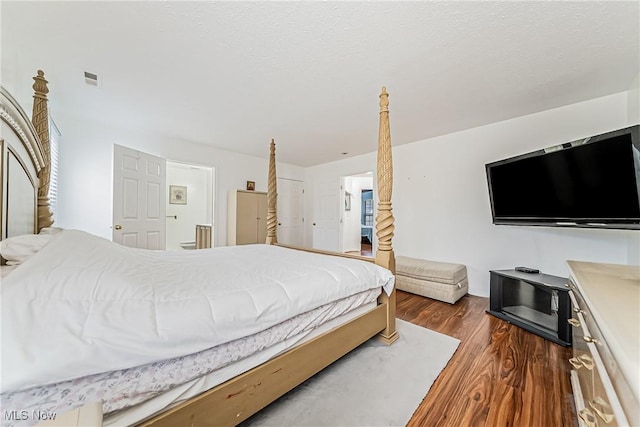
[48,118,61,223]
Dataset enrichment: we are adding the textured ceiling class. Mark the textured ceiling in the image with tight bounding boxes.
[2,1,638,167]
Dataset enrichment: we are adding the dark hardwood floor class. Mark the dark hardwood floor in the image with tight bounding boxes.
[361,242,372,257]
[396,290,577,427]
[345,242,373,257]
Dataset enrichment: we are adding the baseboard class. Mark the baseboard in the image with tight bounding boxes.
[467,287,489,298]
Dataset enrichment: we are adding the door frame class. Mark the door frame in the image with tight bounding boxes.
[165,161,216,250]
[340,171,374,254]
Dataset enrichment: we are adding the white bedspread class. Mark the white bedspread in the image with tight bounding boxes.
[2,290,380,427]
[1,230,394,394]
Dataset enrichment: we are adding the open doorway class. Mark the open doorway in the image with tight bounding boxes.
[341,172,373,257]
[112,145,215,250]
[360,189,374,256]
[165,161,215,250]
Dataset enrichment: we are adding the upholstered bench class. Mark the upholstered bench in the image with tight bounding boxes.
[395,256,468,304]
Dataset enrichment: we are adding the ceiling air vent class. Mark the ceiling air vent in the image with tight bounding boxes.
[84,71,99,86]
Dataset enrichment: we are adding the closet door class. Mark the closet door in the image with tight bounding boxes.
[227,190,268,245]
[236,191,258,245]
[256,193,267,243]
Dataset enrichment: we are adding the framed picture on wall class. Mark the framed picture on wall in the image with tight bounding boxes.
[169,185,187,205]
[246,181,255,191]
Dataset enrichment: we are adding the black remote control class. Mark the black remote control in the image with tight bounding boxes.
[515,266,540,274]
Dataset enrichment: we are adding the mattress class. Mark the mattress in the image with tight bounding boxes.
[107,300,378,427]
[1,289,381,427]
[2,230,394,393]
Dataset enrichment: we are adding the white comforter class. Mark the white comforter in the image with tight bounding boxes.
[1,230,394,394]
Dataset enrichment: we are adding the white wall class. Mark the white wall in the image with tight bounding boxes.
[54,113,304,247]
[628,74,639,124]
[31,87,640,297]
[341,176,356,252]
[305,91,639,297]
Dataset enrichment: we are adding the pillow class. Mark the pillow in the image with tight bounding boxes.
[0,233,54,266]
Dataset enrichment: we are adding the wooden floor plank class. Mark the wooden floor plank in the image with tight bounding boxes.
[397,291,577,427]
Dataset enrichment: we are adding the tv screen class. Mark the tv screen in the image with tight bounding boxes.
[486,125,640,230]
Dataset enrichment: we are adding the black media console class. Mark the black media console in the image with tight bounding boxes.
[487,269,572,346]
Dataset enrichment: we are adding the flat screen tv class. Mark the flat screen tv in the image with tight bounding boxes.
[486,125,640,230]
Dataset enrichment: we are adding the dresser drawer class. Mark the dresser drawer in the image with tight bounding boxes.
[567,292,598,426]
[568,287,633,426]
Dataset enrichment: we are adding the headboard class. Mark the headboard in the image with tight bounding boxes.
[0,70,53,241]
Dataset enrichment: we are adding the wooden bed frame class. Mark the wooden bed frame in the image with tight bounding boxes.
[1,72,398,427]
[0,71,54,241]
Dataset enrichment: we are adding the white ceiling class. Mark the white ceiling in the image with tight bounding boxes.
[2,1,638,167]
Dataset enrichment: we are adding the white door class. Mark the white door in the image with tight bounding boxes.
[277,178,304,246]
[113,144,166,249]
[312,179,340,251]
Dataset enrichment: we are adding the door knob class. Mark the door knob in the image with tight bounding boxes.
[114,225,122,230]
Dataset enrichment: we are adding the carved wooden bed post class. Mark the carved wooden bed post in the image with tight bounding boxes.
[266,138,278,245]
[375,87,399,345]
[32,70,54,231]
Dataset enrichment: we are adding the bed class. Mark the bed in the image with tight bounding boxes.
[0,71,398,427]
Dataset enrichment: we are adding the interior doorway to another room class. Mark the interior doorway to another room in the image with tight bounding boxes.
[360,189,374,256]
[112,145,215,250]
[165,161,215,250]
[342,172,374,257]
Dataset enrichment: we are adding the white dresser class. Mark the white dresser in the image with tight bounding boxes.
[567,261,640,427]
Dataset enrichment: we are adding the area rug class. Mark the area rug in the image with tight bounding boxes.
[241,319,460,427]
